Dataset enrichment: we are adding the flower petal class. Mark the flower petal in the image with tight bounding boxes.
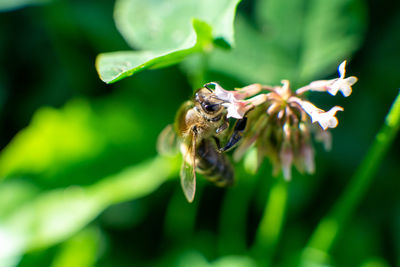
[298,100,344,130]
[267,102,281,115]
[301,144,315,174]
[313,106,344,130]
[205,82,243,119]
[338,83,352,97]
[327,76,357,97]
[210,82,231,101]
[317,114,338,130]
[326,82,341,96]
[280,145,293,181]
[326,106,344,116]
[314,126,332,151]
[338,60,346,78]
[297,100,324,122]
[224,102,246,119]
[345,76,358,86]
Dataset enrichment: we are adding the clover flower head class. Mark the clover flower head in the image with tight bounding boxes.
[217,60,358,180]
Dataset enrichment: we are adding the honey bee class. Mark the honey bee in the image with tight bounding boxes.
[157,83,247,202]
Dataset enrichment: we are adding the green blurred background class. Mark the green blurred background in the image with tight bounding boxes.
[0,0,399,266]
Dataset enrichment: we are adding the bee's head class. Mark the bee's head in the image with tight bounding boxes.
[194,87,224,114]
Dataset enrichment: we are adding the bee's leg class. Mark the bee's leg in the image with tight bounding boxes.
[213,136,221,150]
[216,118,229,134]
[219,117,247,152]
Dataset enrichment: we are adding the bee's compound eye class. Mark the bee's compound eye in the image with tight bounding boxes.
[204,103,220,113]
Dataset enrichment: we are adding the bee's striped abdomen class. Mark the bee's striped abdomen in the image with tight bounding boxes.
[196,139,234,187]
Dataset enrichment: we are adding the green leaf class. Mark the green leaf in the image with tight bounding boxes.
[0,91,165,182]
[0,155,180,262]
[96,0,241,83]
[209,0,366,85]
[0,181,39,220]
[114,0,239,51]
[96,20,210,84]
[0,81,183,261]
[0,100,106,178]
[208,16,296,85]
[0,0,51,12]
[294,0,366,81]
[212,255,257,267]
[50,228,101,267]
[175,251,257,267]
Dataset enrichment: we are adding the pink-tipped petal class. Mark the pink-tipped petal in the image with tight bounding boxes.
[212,82,231,101]
[301,144,315,174]
[225,102,246,119]
[280,146,293,181]
[267,102,281,115]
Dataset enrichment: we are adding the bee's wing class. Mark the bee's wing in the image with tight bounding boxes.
[157,124,179,156]
[180,133,196,203]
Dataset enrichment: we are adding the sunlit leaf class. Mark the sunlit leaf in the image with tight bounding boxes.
[175,251,257,267]
[96,0,241,83]
[212,255,257,267]
[0,91,162,183]
[96,20,209,84]
[50,228,101,267]
[0,88,182,261]
[114,0,240,51]
[0,155,180,262]
[0,100,106,178]
[0,180,38,220]
[176,251,209,267]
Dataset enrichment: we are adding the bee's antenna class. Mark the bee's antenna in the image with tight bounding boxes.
[204,84,214,92]
[203,82,220,92]
[210,95,229,104]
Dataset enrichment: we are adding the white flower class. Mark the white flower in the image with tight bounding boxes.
[296,61,358,97]
[326,61,358,97]
[212,82,235,101]
[224,100,247,119]
[215,86,247,119]
[299,100,344,130]
[205,82,244,119]
[207,82,267,119]
[313,106,344,129]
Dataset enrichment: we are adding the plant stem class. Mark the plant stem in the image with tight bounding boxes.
[301,91,400,264]
[252,176,289,265]
[218,169,258,255]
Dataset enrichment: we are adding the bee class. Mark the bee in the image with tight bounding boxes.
[157,83,247,202]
